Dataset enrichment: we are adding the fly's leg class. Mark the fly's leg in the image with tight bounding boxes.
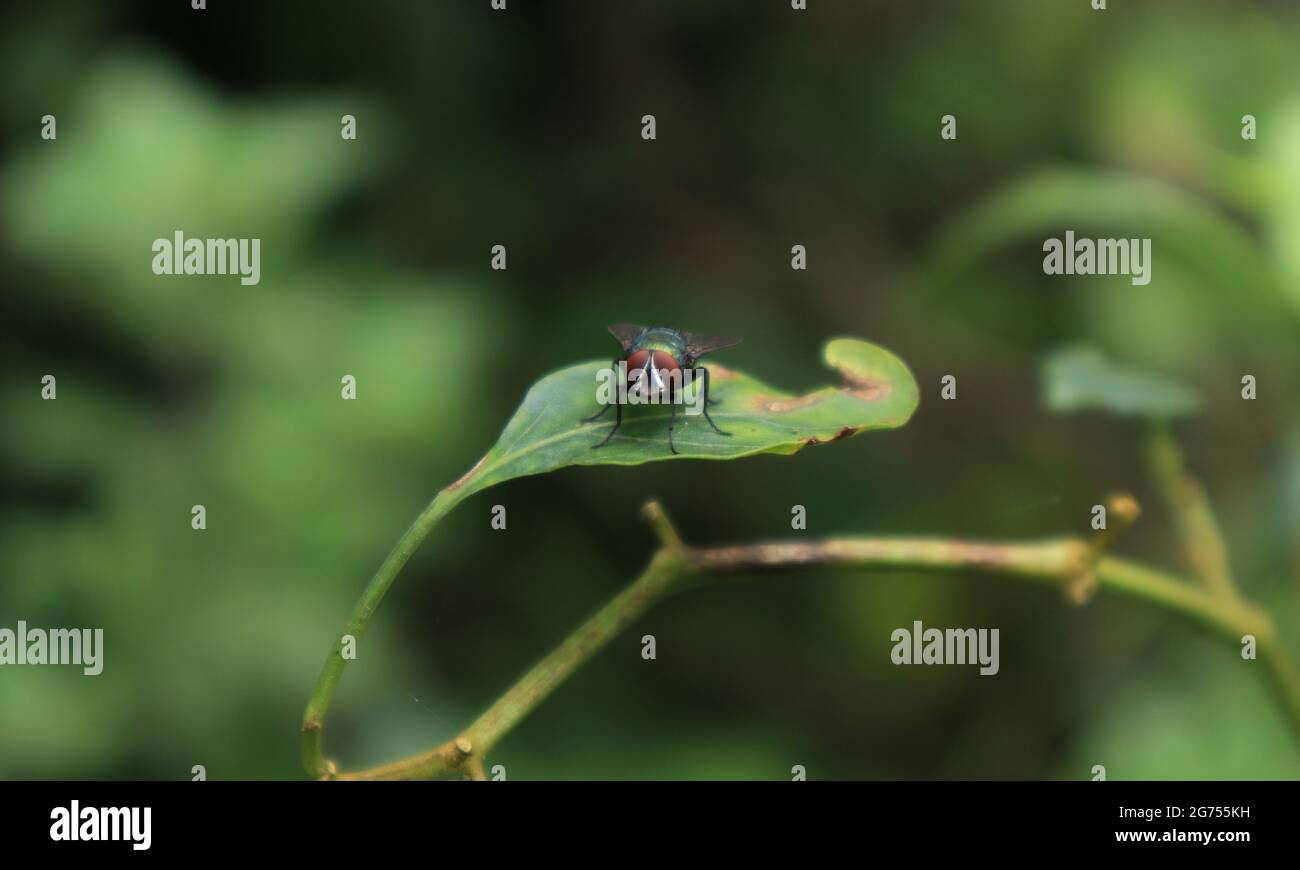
[583,358,624,423]
[667,384,679,455]
[582,404,612,423]
[583,404,613,423]
[592,399,622,449]
[686,364,721,405]
[700,366,731,436]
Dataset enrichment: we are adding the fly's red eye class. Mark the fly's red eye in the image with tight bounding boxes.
[626,350,651,373]
[652,351,680,372]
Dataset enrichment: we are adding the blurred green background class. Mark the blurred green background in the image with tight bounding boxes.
[2,0,1299,780]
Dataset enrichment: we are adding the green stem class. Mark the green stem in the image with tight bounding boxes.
[300,485,467,778]
[341,549,697,780]
[320,495,1300,780]
[1144,421,1238,600]
[1262,645,1300,730]
[464,549,694,756]
[1094,555,1260,640]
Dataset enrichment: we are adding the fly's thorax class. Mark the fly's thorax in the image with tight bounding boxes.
[633,327,688,358]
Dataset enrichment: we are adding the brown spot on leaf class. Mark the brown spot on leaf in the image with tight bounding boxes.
[844,382,890,402]
[756,382,890,414]
[448,455,487,491]
[708,364,737,381]
[754,393,826,413]
[803,426,858,446]
[833,361,891,402]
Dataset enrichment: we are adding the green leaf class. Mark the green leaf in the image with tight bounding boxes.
[926,167,1278,298]
[1043,345,1201,418]
[302,337,918,774]
[921,168,1297,362]
[449,337,918,500]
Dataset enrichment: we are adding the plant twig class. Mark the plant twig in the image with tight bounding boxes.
[307,493,1299,781]
[300,486,470,778]
[1144,421,1238,600]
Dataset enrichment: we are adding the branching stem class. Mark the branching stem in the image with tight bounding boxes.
[303,491,1300,780]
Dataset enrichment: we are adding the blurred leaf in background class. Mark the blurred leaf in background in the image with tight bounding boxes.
[1043,345,1201,418]
[1,0,1298,780]
[0,53,495,777]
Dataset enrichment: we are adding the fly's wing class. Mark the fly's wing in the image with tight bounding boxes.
[681,331,743,362]
[607,323,647,352]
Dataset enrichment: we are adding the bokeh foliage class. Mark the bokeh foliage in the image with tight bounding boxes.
[1,0,1298,779]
